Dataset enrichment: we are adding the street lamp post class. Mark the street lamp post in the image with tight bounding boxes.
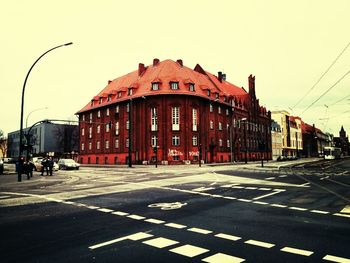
[18,42,72,182]
[26,107,48,128]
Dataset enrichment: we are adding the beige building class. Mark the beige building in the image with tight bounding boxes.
[271,120,282,160]
[271,111,303,157]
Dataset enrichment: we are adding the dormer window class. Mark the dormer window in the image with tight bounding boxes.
[223,96,227,102]
[215,93,219,99]
[99,98,103,104]
[151,83,159,91]
[207,90,211,97]
[118,91,122,98]
[170,82,179,90]
[91,100,94,107]
[107,95,112,102]
[189,83,195,91]
[128,88,133,96]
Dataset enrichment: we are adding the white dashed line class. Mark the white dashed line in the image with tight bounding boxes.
[310,210,329,214]
[281,247,313,256]
[245,239,275,248]
[253,201,268,205]
[215,233,241,241]
[270,204,287,208]
[143,237,179,248]
[246,187,257,190]
[145,218,165,224]
[188,227,213,235]
[334,213,350,218]
[223,196,237,200]
[265,177,276,180]
[202,253,245,263]
[323,254,350,263]
[170,244,209,258]
[98,208,114,213]
[165,223,187,229]
[289,207,308,211]
[232,186,244,189]
[87,206,100,209]
[259,188,271,191]
[238,199,252,202]
[127,214,146,220]
[112,211,129,216]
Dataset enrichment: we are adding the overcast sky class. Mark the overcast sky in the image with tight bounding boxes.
[1,0,349,136]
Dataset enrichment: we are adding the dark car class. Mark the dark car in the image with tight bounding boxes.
[58,159,80,170]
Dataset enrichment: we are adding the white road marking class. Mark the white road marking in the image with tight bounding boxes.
[323,254,350,263]
[0,196,10,199]
[223,196,237,200]
[265,177,276,180]
[340,205,350,214]
[246,187,257,190]
[253,190,283,200]
[89,232,153,249]
[127,214,146,220]
[165,223,187,229]
[334,213,350,218]
[232,186,244,189]
[170,244,209,258]
[143,237,179,248]
[310,210,329,214]
[112,211,129,216]
[202,253,245,263]
[87,206,100,209]
[188,227,213,235]
[238,199,252,202]
[300,183,311,187]
[98,208,114,213]
[145,218,165,224]
[279,175,288,178]
[281,246,313,256]
[211,194,223,198]
[192,187,215,192]
[270,204,287,208]
[289,207,308,211]
[245,239,275,248]
[259,188,271,191]
[253,201,268,205]
[215,233,241,241]
[221,184,234,188]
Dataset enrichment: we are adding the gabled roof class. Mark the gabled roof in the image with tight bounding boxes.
[77,59,248,113]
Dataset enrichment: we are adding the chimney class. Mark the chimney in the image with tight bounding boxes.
[153,58,160,67]
[138,63,146,76]
[218,71,223,82]
[176,59,183,67]
[108,80,112,84]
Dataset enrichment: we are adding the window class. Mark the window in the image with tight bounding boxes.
[224,96,227,102]
[227,139,230,147]
[226,124,229,130]
[151,107,158,131]
[116,105,119,113]
[215,93,219,99]
[115,139,119,148]
[105,140,109,149]
[89,142,92,150]
[151,83,159,90]
[189,83,195,91]
[226,109,229,116]
[128,88,133,96]
[91,100,94,107]
[207,90,211,97]
[218,106,221,114]
[192,136,198,146]
[106,108,109,116]
[89,127,92,138]
[219,122,222,131]
[151,135,158,147]
[97,110,101,118]
[172,135,180,146]
[170,82,179,90]
[115,121,119,135]
[105,123,110,132]
[192,108,198,131]
[82,115,85,121]
[126,120,130,130]
[107,95,112,102]
[99,98,103,104]
[173,156,180,161]
[97,125,100,134]
[89,113,92,123]
[97,141,100,150]
[126,103,130,112]
[81,128,85,136]
[210,120,214,130]
[172,106,180,131]
[126,138,129,148]
[81,143,85,151]
[210,104,213,112]
[219,139,223,147]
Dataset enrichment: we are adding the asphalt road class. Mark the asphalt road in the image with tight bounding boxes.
[0,159,349,263]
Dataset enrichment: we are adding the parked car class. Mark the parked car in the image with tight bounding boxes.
[53,162,59,171]
[58,159,80,170]
[33,157,43,171]
[0,159,3,175]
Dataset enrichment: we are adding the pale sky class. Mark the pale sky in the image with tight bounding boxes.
[1,0,349,137]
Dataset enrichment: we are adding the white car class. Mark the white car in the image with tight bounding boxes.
[58,159,80,170]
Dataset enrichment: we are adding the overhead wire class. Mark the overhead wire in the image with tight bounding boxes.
[291,41,350,110]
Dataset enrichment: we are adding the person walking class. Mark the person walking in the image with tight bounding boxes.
[47,157,54,176]
[41,157,47,176]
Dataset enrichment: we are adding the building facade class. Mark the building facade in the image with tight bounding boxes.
[7,122,79,159]
[334,126,349,156]
[271,120,282,160]
[77,59,272,165]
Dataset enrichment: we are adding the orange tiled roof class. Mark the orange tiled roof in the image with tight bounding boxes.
[77,59,248,113]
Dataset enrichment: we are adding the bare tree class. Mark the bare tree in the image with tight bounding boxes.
[53,124,79,154]
[0,129,8,157]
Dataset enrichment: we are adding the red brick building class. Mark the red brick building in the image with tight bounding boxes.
[77,59,271,165]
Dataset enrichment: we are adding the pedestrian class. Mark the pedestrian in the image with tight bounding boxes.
[28,161,35,178]
[41,157,47,176]
[47,157,54,176]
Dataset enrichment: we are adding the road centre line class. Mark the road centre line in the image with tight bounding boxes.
[245,239,275,248]
[127,214,146,220]
[165,223,187,229]
[145,218,165,224]
[188,227,213,235]
[98,208,114,213]
[281,246,313,256]
[289,207,308,211]
[323,254,350,263]
[112,211,129,216]
[214,233,241,241]
[310,210,329,214]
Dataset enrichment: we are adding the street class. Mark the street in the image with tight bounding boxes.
[0,159,349,263]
